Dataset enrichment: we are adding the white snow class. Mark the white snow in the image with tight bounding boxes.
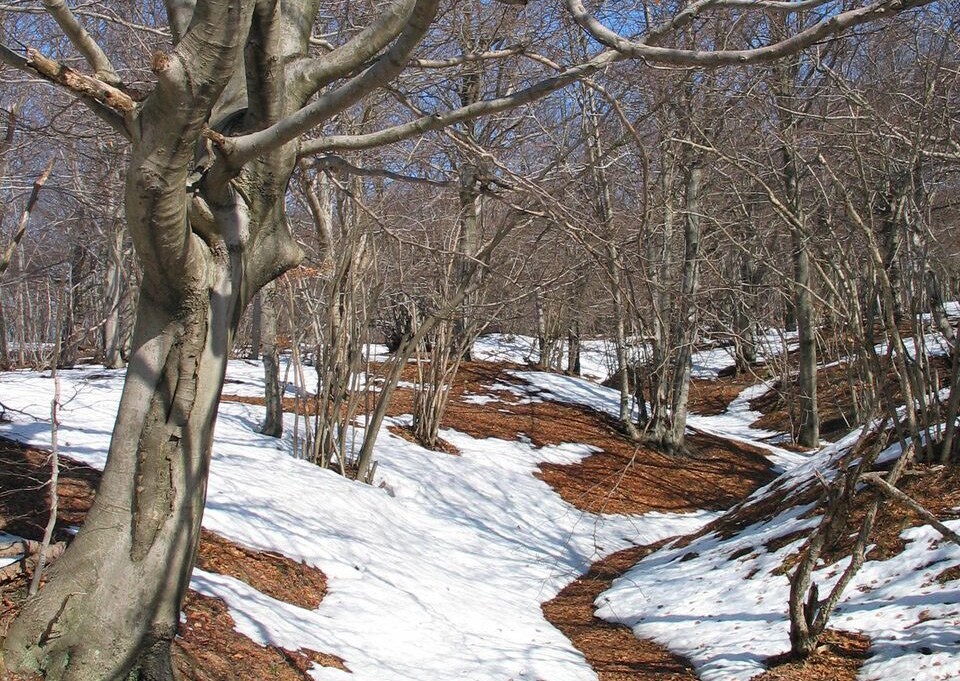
[4,325,959,681]
[510,370,631,419]
[0,361,713,681]
[471,334,636,382]
[596,433,960,681]
[690,329,799,379]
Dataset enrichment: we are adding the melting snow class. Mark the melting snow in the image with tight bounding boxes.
[0,362,713,681]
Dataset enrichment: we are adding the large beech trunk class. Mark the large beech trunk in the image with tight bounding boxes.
[4,289,233,680]
[4,178,297,681]
[2,1,305,674]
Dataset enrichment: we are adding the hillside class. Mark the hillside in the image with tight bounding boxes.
[1,335,959,681]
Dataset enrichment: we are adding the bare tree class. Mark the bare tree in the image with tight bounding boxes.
[0,0,936,677]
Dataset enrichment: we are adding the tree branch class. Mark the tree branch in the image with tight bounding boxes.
[566,0,935,66]
[289,0,418,100]
[41,0,121,85]
[24,48,133,113]
[163,0,197,44]
[862,472,960,546]
[409,46,525,69]
[0,43,131,136]
[307,155,451,186]
[226,0,440,166]
[297,50,620,155]
[0,158,55,283]
[0,4,170,38]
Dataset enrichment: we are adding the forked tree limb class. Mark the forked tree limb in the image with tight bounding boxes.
[40,0,121,85]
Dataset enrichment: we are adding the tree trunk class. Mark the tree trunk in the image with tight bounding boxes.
[260,280,283,438]
[781,139,819,448]
[734,249,759,373]
[566,325,581,376]
[793,232,819,447]
[534,290,553,369]
[57,249,82,369]
[455,163,481,361]
[663,161,702,450]
[102,220,126,369]
[247,292,262,360]
[642,142,702,453]
[0,296,9,369]
[4,291,235,680]
[608,243,637,437]
[2,1,303,670]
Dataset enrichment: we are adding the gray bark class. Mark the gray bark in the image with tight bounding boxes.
[780,123,819,448]
[567,326,581,376]
[642,136,702,453]
[259,280,283,438]
[102,217,126,369]
[664,161,702,449]
[793,229,819,447]
[455,163,481,361]
[734,249,760,373]
[247,292,262,360]
[2,0,304,677]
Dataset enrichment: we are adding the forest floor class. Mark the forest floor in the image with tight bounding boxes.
[0,347,957,680]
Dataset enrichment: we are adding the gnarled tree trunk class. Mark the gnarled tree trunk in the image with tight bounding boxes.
[2,1,305,677]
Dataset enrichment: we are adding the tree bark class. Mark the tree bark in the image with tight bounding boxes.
[259,280,283,438]
[455,163,481,361]
[781,141,819,448]
[793,230,819,447]
[1,1,307,676]
[101,218,126,369]
[734,249,759,373]
[4,293,232,680]
[663,161,702,450]
[247,292,262,360]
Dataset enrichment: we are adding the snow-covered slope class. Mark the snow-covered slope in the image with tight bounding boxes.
[596,433,960,681]
[4,323,958,681]
[0,364,713,681]
[510,366,960,681]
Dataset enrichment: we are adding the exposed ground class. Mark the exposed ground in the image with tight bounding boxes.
[2,353,954,681]
[0,438,343,680]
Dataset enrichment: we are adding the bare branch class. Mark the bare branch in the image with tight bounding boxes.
[24,48,133,114]
[409,46,525,69]
[40,0,121,85]
[308,155,451,186]
[0,43,131,135]
[0,157,55,283]
[227,0,440,166]
[862,472,960,546]
[298,50,621,155]
[565,0,936,66]
[0,4,170,38]
[290,0,418,99]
